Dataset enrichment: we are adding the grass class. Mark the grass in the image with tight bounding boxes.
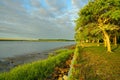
[0,44,119,80]
[0,49,74,80]
[68,44,120,80]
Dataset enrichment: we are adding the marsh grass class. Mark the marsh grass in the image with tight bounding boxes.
[0,49,74,80]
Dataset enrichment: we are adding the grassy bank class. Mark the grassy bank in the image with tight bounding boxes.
[0,49,74,80]
[0,44,119,80]
[68,44,120,80]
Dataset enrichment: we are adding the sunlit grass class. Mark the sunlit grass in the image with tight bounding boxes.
[69,44,120,80]
[0,49,74,80]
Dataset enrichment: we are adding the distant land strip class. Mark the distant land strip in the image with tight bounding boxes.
[0,38,74,42]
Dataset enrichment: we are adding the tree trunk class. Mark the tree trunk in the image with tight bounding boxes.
[103,37,107,47]
[80,40,84,48]
[103,30,111,53]
[98,19,112,53]
[113,35,117,46]
[92,39,95,43]
[97,39,100,46]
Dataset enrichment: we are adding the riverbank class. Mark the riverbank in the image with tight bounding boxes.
[0,44,119,80]
[0,46,75,80]
[0,44,75,73]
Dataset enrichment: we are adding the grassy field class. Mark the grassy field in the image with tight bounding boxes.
[68,44,120,80]
[0,49,74,80]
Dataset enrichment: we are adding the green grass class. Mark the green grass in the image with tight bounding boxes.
[0,49,74,80]
[68,44,120,80]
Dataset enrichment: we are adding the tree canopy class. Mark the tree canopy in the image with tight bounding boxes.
[75,0,120,52]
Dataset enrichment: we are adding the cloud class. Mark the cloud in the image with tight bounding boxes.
[30,0,41,7]
[45,0,67,11]
[0,0,88,39]
[72,0,88,8]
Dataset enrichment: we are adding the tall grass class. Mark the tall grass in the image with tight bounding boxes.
[0,49,74,80]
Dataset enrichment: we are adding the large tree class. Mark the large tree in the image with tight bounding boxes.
[75,0,120,52]
[68,1,120,79]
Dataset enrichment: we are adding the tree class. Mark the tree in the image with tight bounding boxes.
[75,0,120,52]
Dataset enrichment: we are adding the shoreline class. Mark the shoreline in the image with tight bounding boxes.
[0,44,75,73]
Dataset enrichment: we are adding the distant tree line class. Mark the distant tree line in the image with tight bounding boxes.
[38,39,74,41]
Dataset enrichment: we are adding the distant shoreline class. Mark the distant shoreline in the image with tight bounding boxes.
[0,38,74,42]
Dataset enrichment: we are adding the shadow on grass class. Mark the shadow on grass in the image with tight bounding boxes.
[112,44,120,52]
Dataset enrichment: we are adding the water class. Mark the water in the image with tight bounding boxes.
[0,41,74,58]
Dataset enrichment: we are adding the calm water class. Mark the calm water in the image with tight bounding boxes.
[0,41,74,58]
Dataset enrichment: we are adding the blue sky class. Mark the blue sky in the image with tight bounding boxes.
[0,0,88,39]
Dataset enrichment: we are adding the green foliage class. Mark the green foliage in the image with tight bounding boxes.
[110,10,120,20]
[75,0,120,52]
[0,49,74,80]
[75,0,120,38]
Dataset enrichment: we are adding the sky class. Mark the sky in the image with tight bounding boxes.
[0,0,88,39]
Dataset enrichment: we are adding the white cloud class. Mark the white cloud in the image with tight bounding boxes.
[0,0,88,39]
